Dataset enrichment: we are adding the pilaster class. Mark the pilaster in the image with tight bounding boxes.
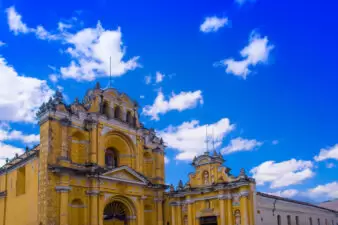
[87,190,99,225]
[227,196,233,225]
[240,193,249,225]
[56,186,71,225]
[187,197,194,225]
[155,198,164,225]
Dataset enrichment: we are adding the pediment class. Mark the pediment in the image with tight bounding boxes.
[100,166,149,186]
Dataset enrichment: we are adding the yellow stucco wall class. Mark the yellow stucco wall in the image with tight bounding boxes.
[0,86,255,225]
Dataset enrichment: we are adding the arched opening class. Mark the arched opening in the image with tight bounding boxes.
[126,111,132,124]
[105,148,119,169]
[114,106,121,120]
[103,200,132,225]
[277,215,281,225]
[287,215,291,225]
[69,199,84,225]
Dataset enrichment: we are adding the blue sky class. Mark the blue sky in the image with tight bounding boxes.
[0,0,338,203]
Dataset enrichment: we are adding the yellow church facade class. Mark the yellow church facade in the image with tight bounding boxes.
[0,83,255,225]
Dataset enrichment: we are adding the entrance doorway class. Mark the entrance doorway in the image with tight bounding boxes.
[103,201,129,225]
[200,216,217,225]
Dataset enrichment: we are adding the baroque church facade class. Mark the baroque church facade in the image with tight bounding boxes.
[0,83,336,225]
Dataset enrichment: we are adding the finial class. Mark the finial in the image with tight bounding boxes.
[95,81,101,89]
[15,153,19,158]
[213,149,218,156]
[25,146,29,152]
[53,90,63,103]
[177,180,184,190]
[74,97,79,104]
[239,168,247,178]
[169,184,175,192]
[5,158,9,163]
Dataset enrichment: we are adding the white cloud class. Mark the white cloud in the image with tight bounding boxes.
[0,57,54,123]
[326,163,335,169]
[267,189,299,198]
[200,16,229,33]
[314,144,338,162]
[145,75,151,85]
[250,159,314,189]
[140,95,145,99]
[60,22,139,81]
[0,126,39,144]
[58,22,72,31]
[0,41,6,47]
[6,7,139,81]
[155,72,165,83]
[143,90,203,120]
[307,182,338,200]
[0,142,23,166]
[158,118,235,161]
[6,6,30,35]
[221,137,262,154]
[49,74,59,83]
[218,31,274,79]
[6,6,59,41]
[164,156,170,164]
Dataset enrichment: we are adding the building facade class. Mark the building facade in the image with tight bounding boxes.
[0,83,336,225]
[256,193,338,225]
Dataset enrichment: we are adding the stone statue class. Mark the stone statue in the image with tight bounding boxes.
[169,184,174,192]
[203,171,209,185]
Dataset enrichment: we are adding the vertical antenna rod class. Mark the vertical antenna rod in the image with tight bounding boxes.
[205,125,209,153]
[109,56,112,88]
[212,127,215,151]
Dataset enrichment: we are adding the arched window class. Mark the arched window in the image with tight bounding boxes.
[126,111,132,124]
[296,216,299,225]
[114,106,121,120]
[102,101,110,118]
[105,148,118,168]
[203,171,209,185]
[70,199,84,225]
[318,218,321,225]
[287,215,291,225]
[277,215,281,225]
[310,218,313,225]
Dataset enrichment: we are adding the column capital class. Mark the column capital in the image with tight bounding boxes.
[86,190,100,196]
[55,186,71,193]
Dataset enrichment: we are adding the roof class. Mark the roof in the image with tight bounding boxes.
[0,145,40,174]
[319,199,338,211]
[258,192,338,214]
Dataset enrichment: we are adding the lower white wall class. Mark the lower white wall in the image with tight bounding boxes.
[255,193,338,225]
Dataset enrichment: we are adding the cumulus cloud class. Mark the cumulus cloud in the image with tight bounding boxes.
[314,144,338,162]
[221,137,262,154]
[200,16,229,33]
[0,126,39,144]
[144,75,151,85]
[6,6,139,81]
[217,31,274,79]
[267,189,299,198]
[0,57,54,123]
[250,159,315,189]
[164,156,170,164]
[307,182,338,200]
[143,90,203,120]
[0,142,23,166]
[158,118,235,160]
[60,22,139,81]
[156,72,165,83]
[6,6,30,34]
[6,6,59,40]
